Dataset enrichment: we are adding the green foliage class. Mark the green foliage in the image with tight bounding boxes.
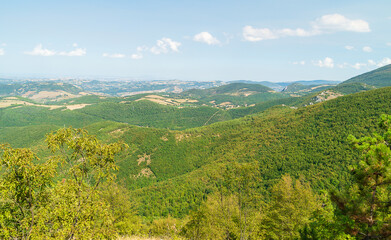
[282,83,335,95]
[177,83,289,106]
[181,162,262,240]
[0,146,57,239]
[332,82,376,95]
[298,193,353,240]
[227,97,300,119]
[331,114,391,238]
[261,175,319,239]
[100,182,143,236]
[78,100,232,130]
[0,127,129,239]
[0,106,101,128]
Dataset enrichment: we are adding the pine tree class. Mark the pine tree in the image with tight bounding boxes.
[331,114,391,239]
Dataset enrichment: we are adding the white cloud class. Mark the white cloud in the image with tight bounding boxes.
[0,49,4,56]
[352,62,367,69]
[377,57,391,67]
[102,53,126,58]
[150,38,181,54]
[337,63,349,68]
[72,43,78,47]
[243,14,370,42]
[313,57,334,68]
[339,58,391,70]
[362,46,372,52]
[131,53,143,59]
[293,61,305,65]
[193,32,220,45]
[312,14,370,33]
[59,48,86,56]
[1,43,6,47]
[25,44,86,56]
[137,46,148,52]
[243,26,279,41]
[132,38,180,58]
[345,45,354,50]
[387,42,391,46]
[24,44,56,56]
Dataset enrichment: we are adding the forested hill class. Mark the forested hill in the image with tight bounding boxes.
[175,82,288,107]
[83,87,391,218]
[342,64,391,87]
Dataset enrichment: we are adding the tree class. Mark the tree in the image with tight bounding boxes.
[181,162,262,240]
[0,146,57,239]
[331,114,391,239]
[0,127,128,239]
[261,175,319,240]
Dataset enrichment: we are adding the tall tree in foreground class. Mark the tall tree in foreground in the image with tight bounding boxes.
[0,127,128,239]
[181,162,261,240]
[331,114,391,239]
[261,175,319,240]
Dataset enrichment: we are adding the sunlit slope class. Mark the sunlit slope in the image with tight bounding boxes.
[84,87,391,218]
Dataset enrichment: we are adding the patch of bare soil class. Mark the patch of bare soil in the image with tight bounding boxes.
[175,133,191,142]
[137,153,151,165]
[66,104,90,110]
[133,168,155,178]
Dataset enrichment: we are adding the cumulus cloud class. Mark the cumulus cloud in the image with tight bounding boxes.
[59,48,86,56]
[293,61,306,65]
[243,14,370,42]
[131,53,143,59]
[352,62,367,69]
[345,45,354,50]
[313,57,334,68]
[377,57,391,67]
[24,44,56,56]
[338,59,390,69]
[337,63,349,69]
[25,44,86,56]
[312,14,370,33]
[193,32,220,45]
[0,49,4,56]
[243,26,279,41]
[132,38,181,58]
[102,53,126,58]
[150,38,181,54]
[362,46,372,52]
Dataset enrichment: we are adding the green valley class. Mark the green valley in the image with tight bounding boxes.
[1,65,391,239]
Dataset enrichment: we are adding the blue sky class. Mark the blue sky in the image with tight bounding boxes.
[0,0,390,81]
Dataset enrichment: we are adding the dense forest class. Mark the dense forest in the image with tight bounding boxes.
[1,65,391,239]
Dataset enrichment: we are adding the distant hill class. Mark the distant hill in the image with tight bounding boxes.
[342,64,391,87]
[0,81,84,102]
[228,80,340,92]
[331,82,376,95]
[177,83,288,107]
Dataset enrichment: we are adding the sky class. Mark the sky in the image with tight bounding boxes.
[0,0,390,82]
